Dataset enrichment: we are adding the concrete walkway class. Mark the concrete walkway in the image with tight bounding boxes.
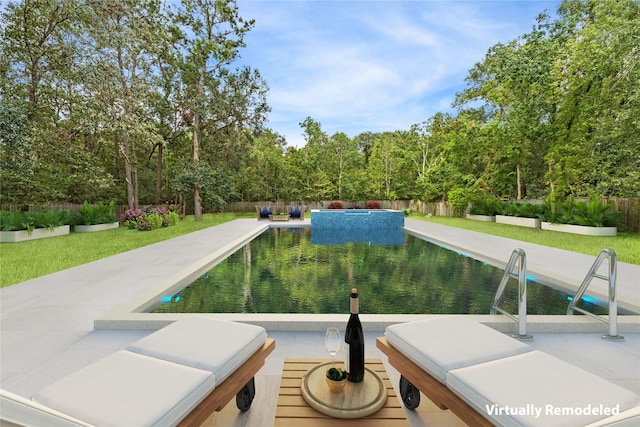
[403,218,640,313]
[1,218,639,426]
[1,219,268,386]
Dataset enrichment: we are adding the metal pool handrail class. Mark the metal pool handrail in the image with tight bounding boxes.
[490,248,533,340]
[567,248,624,341]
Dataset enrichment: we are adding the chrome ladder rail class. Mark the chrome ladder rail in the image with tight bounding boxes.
[567,248,623,341]
[490,248,533,340]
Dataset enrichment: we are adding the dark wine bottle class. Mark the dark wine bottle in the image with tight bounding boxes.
[344,287,365,382]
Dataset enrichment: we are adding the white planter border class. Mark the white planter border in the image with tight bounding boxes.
[466,214,496,222]
[541,222,617,237]
[0,225,71,243]
[496,215,541,229]
[74,222,119,233]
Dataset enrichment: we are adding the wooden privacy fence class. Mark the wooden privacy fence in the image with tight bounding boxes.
[604,198,639,233]
[0,200,448,218]
[227,200,455,217]
[189,198,640,232]
[2,198,638,231]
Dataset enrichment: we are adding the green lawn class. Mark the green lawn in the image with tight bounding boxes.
[1,212,638,289]
[416,215,640,265]
[0,213,254,288]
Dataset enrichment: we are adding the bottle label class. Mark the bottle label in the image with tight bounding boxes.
[350,297,358,314]
[343,343,350,372]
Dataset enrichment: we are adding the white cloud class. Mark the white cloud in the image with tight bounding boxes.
[236,0,560,147]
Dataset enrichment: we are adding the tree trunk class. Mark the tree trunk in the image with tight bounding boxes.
[133,158,139,209]
[193,72,204,221]
[516,162,522,200]
[155,143,163,205]
[114,131,121,185]
[28,65,39,120]
[122,129,135,210]
[193,122,202,220]
[337,152,344,199]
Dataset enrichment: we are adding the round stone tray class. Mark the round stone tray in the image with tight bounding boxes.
[300,362,387,419]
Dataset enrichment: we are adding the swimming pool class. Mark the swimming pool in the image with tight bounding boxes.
[152,228,606,315]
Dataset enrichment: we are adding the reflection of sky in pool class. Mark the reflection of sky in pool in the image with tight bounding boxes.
[152,228,607,315]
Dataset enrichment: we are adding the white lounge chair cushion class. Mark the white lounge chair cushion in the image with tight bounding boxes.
[0,389,94,427]
[126,316,267,385]
[584,405,640,426]
[385,317,533,382]
[32,351,215,427]
[446,351,640,427]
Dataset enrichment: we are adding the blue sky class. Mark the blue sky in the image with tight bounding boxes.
[235,0,560,147]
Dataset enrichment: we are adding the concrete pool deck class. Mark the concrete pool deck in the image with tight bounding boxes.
[1,218,639,426]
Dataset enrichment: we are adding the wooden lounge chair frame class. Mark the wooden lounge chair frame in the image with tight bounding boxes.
[376,337,492,427]
[1,338,275,427]
[178,338,275,426]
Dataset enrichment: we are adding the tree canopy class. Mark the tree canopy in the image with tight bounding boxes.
[1,0,637,213]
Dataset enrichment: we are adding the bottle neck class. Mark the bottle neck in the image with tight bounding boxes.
[350,296,359,314]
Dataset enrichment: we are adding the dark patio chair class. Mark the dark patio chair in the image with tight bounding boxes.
[255,205,273,220]
[287,205,306,220]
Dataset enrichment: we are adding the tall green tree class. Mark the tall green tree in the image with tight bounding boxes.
[367,132,402,200]
[456,14,558,199]
[0,0,117,204]
[146,9,186,205]
[550,0,640,197]
[172,0,254,220]
[84,0,166,210]
[405,114,450,200]
[326,132,362,200]
[0,0,79,120]
[282,146,308,201]
[297,117,329,200]
[242,129,285,200]
[0,102,33,203]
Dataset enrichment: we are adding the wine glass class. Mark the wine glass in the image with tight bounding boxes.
[325,327,341,366]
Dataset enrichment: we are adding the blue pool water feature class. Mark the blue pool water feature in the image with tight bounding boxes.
[311,209,405,244]
[311,209,404,229]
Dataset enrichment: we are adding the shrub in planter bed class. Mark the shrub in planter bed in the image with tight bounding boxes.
[469,197,500,216]
[540,195,620,228]
[1,209,69,233]
[72,201,117,226]
[498,201,544,218]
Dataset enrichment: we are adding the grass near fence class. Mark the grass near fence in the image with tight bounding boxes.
[0,213,253,288]
[1,211,638,289]
[419,215,640,265]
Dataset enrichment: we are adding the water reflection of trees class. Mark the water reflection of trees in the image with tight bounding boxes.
[153,229,600,315]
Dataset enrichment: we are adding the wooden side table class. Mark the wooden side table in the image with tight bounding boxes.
[275,358,408,426]
[269,214,290,221]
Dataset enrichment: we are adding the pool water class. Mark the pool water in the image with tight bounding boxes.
[152,228,606,315]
